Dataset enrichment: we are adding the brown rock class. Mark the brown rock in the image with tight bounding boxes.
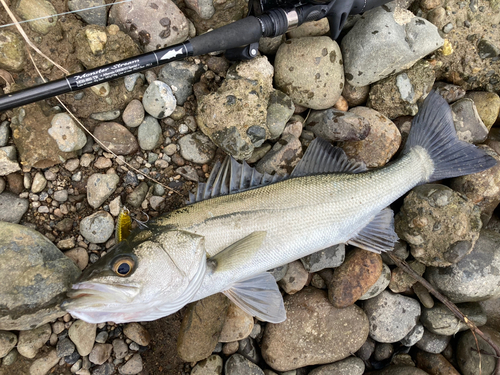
[93,122,139,155]
[123,322,150,346]
[177,293,230,362]
[338,107,401,168]
[342,82,369,107]
[450,145,500,225]
[328,248,383,308]
[389,260,426,293]
[218,302,254,343]
[415,350,460,374]
[464,91,500,129]
[278,260,309,295]
[366,366,430,375]
[6,172,23,194]
[261,287,369,372]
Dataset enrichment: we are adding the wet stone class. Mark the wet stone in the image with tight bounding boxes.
[300,244,345,272]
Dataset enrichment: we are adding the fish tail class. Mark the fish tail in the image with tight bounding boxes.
[404,90,496,182]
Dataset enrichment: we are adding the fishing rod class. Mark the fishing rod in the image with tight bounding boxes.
[0,0,389,112]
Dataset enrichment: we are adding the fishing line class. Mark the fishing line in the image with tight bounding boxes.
[0,0,133,29]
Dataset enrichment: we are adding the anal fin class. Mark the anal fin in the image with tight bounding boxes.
[347,208,398,253]
[223,272,286,323]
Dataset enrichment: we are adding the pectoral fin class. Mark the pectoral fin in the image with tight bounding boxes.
[210,231,267,272]
[223,272,286,323]
[347,208,399,253]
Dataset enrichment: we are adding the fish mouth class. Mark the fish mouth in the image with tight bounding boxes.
[65,282,140,305]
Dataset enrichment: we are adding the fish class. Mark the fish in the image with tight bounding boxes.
[63,91,496,324]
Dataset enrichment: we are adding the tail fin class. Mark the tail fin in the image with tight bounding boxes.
[403,90,496,181]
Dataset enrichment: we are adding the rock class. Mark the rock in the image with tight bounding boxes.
[2,347,17,366]
[457,326,500,375]
[287,18,330,38]
[0,222,80,330]
[0,192,28,224]
[0,122,9,147]
[175,165,198,182]
[93,363,114,375]
[225,353,264,375]
[389,260,426,293]
[68,0,107,26]
[126,182,148,208]
[415,350,461,375]
[95,331,108,344]
[266,90,295,139]
[415,329,450,354]
[367,60,436,119]
[238,337,260,364]
[342,82,370,107]
[0,177,4,194]
[48,113,87,152]
[338,107,401,168]
[425,229,500,302]
[178,133,217,165]
[93,122,139,155]
[219,303,254,343]
[278,260,309,295]
[112,338,128,359]
[395,184,482,267]
[0,147,20,176]
[80,211,114,243]
[86,173,119,208]
[177,293,230,362]
[480,297,500,332]
[420,302,486,336]
[363,290,421,343]
[119,353,143,374]
[374,343,394,361]
[158,61,204,105]
[14,0,57,34]
[29,349,59,375]
[274,36,344,110]
[0,30,26,72]
[137,116,162,150]
[341,6,443,87]
[328,248,383,308]
[256,132,303,176]
[90,82,111,97]
[464,91,500,129]
[124,73,144,92]
[89,343,113,365]
[109,0,189,52]
[197,56,274,160]
[432,82,466,103]
[359,263,391,300]
[259,35,284,55]
[450,146,500,225]
[400,323,425,347]
[413,282,434,309]
[308,357,365,375]
[142,81,177,119]
[267,264,288,282]
[305,109,370,142]
[123,323,150,346]
[356,338,375,361]
[450,98,489,143]
[367,366,430,375]
[223,342,239,356]
[10,105,76,168]
[17,323,51,358]
[64,248,89,271]
[261,287,369,371]
[300,244,345,273]
[122,99,144,128]
[68,320,96,356]
[56,337,75,357]
[0,331,17,358]
[191,354,223,375]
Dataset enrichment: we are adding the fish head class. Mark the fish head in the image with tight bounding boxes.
[63,229,208,324]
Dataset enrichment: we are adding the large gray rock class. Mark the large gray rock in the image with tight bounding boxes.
[0,222,80,330]
[451,98,489,144]
[457,326,500,375]
[420,302,486,336]
[261,287,369,372]
[68,0,107,26]
[425,229,500,302]
[0,192,28,223]
[274,36,344,110]
[341,6,443,87]
[159,61,204,105]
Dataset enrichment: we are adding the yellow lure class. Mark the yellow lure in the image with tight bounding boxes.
[115,207,132,242]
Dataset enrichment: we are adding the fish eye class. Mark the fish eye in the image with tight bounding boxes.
[112,257,134,277]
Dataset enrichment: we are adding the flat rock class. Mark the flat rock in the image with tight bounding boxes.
[425,229,500,302]
[219,303,254,343]
[0,147,21,176]
[93,122,139,155]
[86,173,119,208]
[177,293,229,362]
[395,184,482,267]
[17,323,51,358]
[300,244,345,273]
[328,248,383,308]
[274,36,344,110]
[261,287,369,372]
[178,132,217,165]
[48,113,87,152]
[0,192,28,223]
[341,6,443,87]
[0,222,80,330]
[308,357,365,375]
[338,106,401,168]
[68,320,96,356]
[363,290,421,343]
[305,109,370,142]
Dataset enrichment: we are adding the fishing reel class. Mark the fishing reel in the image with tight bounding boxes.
[226,0,389,61]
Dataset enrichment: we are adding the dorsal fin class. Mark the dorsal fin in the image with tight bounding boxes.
[291,138,367,177]
[188,157,287,204]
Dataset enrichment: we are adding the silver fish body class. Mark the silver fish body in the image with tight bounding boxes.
[65,92,496,324]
